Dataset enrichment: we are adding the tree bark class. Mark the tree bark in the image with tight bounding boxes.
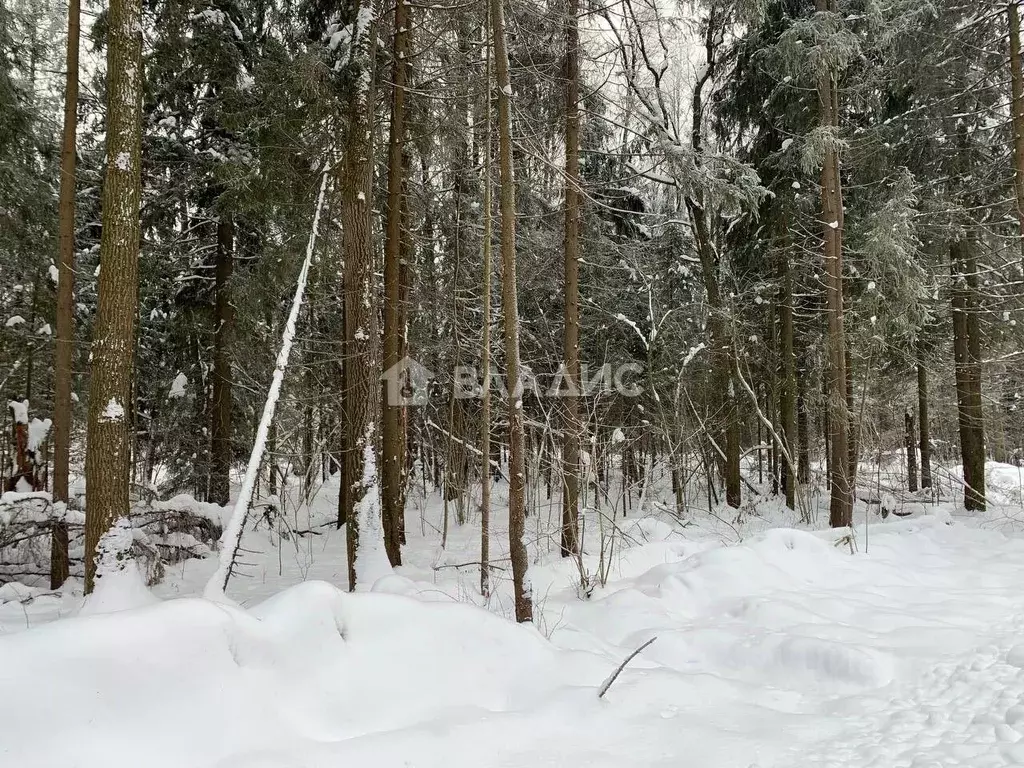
[951,238,986,511]
[1009,0,1024,264]
[84,0,145,592]
[817,0,851,528]
[337,289,350,530]
[560,0,581,557]
[51,0,81,589]
[491,0,532,623]
[777,239,797,510]
[381,0,410,567]
[685,13,740,508]
[209,213,234,506]
[905,409,918,492]
[341,0,382,590]
[917,357,931,489]
[479,10,493,597]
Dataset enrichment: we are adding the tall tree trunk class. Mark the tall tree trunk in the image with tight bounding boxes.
[51,0,80,589]
[817,0,851,528]
[381,0,410,568]
[560,0,581,557]
[686,14,740,508]
[336,288,350,529]
[341,0,382,590]
[951,238,986,511]
[905,409,918,493]
[491,0,532,623]
[83,0,144,592]
[209,213,234,506]
[1009,0,1024,264]
[480,11,492,597]
[917,357,931,489]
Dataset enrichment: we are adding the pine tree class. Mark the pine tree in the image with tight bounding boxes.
[84,0,146,591]
[339,0,383,590]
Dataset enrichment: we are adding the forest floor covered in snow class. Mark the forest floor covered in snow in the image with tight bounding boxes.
[5,462,1024,766]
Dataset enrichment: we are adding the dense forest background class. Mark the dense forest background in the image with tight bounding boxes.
[1,0,1023,609]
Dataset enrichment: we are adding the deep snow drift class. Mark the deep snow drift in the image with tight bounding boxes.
[5,468,1024,767]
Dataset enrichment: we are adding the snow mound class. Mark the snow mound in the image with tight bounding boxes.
[0,581,589,768]
[1007,644,1024,669]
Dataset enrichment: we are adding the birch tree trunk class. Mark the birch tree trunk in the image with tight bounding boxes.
[84,0,145,592]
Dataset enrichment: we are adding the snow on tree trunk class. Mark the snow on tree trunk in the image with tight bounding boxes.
[351,423,392,590]
[81,517,157,615]
[83,0,145,593]
[340,0,383,593]
[204,168,331,600]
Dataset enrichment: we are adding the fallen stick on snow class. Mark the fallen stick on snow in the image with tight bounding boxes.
[598,636,657,699]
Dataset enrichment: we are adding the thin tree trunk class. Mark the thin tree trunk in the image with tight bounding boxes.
[846,345,858,491]
[797,337,810,486]
[777,242,797,510]
[817,0,851,528]
[337,289,350,529]
[905,409,918,493]
[479,8,492,597]
[560,0,581,558]
[917,357,931,489]
[491,0,532,623]
[209,213,234,506]
[381,0,410,567]
[685,15,740,508]
[84,0,145,592]
[50,0,81,589]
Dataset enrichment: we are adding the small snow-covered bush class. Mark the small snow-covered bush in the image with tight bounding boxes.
[0,492,225,588]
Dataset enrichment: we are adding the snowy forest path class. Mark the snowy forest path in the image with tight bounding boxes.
[781,591,1024,767]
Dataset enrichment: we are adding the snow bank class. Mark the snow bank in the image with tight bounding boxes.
[0,581,590,768]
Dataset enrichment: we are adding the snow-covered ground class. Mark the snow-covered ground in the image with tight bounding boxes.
[4,463,1024,767]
